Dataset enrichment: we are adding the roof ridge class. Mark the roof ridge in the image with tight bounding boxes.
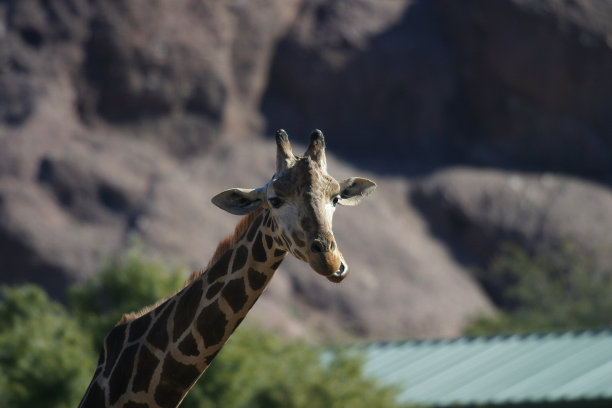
[362,328,612,348]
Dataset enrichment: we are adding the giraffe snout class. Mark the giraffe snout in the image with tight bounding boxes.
[307,234,346,280]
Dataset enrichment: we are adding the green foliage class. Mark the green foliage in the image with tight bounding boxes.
[184,329,402,408]
[0,252,407,408]
[0,285,95,408]
[467,242,612,335]
[68,250,187,346]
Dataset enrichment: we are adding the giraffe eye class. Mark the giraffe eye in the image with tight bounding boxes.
[332,195,340,206]
[269,196,283,208]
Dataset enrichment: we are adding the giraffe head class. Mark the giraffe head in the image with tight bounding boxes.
[212,129,376,282]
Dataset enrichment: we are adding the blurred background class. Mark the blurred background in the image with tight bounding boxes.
[2,0,612,406]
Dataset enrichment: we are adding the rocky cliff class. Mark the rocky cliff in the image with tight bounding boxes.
[2,0,611,340]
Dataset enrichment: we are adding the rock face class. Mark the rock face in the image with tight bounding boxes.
[262,0,457,161]
[0,98,173,296]
[411,168,612,270]
[264,0,612,176]
[1,0,612,340]
[2,0,300,153]
[439,0,612,177]
[410,167,612,307]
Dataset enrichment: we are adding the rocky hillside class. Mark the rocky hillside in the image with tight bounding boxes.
[2,0,612,340]
[265,0,612,177]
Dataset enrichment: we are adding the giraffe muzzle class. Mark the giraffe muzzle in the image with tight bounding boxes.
[308,249,349,283]
[327,259,349,283]
[307,235,349,282]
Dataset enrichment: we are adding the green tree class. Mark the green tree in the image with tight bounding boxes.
[185,329,403,408]
[68,250,187,347]
[0,285,95,408]
[68,251,406,408]
[467,242,612,335]
[0,250,408,408]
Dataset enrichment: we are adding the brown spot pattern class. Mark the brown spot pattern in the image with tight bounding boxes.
[109,343,139,405]
[246,214,263,241]
[132,345,159,393]
[252,231,267,262]
[232,245,248,272]
[265,234,274,249]
[128,314,152,342]
[103,323,127,378]
[248,268,267,291]
[206,281,223,299]
[79,382,106,408]
[147,300,175,351]
[207,249,233,283]
[173,280,203,342]
[154,355,200,408]
[178,332,199,356]
[196,301,228,347]
[221,278,248,313]
[154,385,182,408]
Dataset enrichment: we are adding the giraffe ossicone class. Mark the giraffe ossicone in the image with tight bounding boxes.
[78,129,376,408]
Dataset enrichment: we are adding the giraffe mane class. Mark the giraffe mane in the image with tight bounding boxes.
[118,209,263,324]
[185,208,263,285]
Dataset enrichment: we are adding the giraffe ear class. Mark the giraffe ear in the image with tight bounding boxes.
[338,177,376,206]
[212,188,265,215]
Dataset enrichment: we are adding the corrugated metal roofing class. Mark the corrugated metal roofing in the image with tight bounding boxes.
[360,331,612,406]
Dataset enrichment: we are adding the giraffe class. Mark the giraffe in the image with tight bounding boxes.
[78,129,376,408]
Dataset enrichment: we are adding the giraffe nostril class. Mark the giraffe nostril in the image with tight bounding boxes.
[310,240,325,253]
[329,241,335,251]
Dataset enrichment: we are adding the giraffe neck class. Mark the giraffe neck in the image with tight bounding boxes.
[78,209,287,408]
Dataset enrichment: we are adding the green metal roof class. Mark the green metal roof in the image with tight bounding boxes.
[361,331,612,406]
